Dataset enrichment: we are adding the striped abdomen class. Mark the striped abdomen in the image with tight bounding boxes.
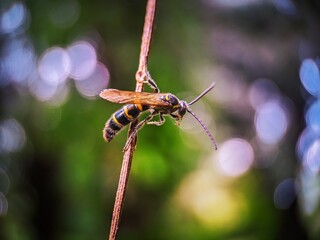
[103,104,149,142]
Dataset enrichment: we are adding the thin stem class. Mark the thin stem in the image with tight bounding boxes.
[135,0,156,92]
[108,1,157,239]
[108,142,135,240]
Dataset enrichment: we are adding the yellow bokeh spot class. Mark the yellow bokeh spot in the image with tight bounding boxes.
[175,168,247,229]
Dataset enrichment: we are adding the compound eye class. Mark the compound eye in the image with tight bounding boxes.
[177,101,186,117]
[178,107,186,117]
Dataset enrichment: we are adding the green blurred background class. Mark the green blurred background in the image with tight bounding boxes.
[1,0,320,239]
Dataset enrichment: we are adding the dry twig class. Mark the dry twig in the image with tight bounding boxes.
[108,1,157,239]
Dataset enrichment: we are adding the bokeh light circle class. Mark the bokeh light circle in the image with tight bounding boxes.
[38,47,71,86]
[305,100,320,129]
[273,178,296,209]
[255,100,288,145]
[296,126,320,161]
[67,41,97,80]
[75,62,110,98]
[248,78,279,110]
[217,138,254,177]
[303,139,320,173]
[0,118,26,153]
[1,38,36,86]
[0,2,29,34]
[299,58,320,97]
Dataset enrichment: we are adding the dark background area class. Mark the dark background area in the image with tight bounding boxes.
[1,0,320,239]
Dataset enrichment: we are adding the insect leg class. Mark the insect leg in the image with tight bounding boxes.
[170,113,179,119]
[147,113,166,126]
[170,113,181,125]
[146,71,160,93]
[123,113,156,151]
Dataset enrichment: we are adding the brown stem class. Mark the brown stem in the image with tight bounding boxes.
[108,142,135,240]
[108,1,157,239]
[135,0,156,92]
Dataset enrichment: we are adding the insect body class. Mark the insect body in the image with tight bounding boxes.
[100,82,217,150]
[104,103,149,142]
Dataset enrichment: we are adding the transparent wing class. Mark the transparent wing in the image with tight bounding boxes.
[99,89,170,106]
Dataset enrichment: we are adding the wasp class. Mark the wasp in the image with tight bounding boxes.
[100,81,217,150]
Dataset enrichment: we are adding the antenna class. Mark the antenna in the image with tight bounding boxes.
[188,82,216,106]
[186,108,217,150]
[185,82,217,149]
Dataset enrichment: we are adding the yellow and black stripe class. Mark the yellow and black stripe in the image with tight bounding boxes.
[103,104,149,142]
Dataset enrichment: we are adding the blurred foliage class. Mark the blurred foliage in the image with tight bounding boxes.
[1,0,320,239]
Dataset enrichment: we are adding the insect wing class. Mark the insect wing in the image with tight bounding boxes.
[100,89,137,103]
[100,89,170,106]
